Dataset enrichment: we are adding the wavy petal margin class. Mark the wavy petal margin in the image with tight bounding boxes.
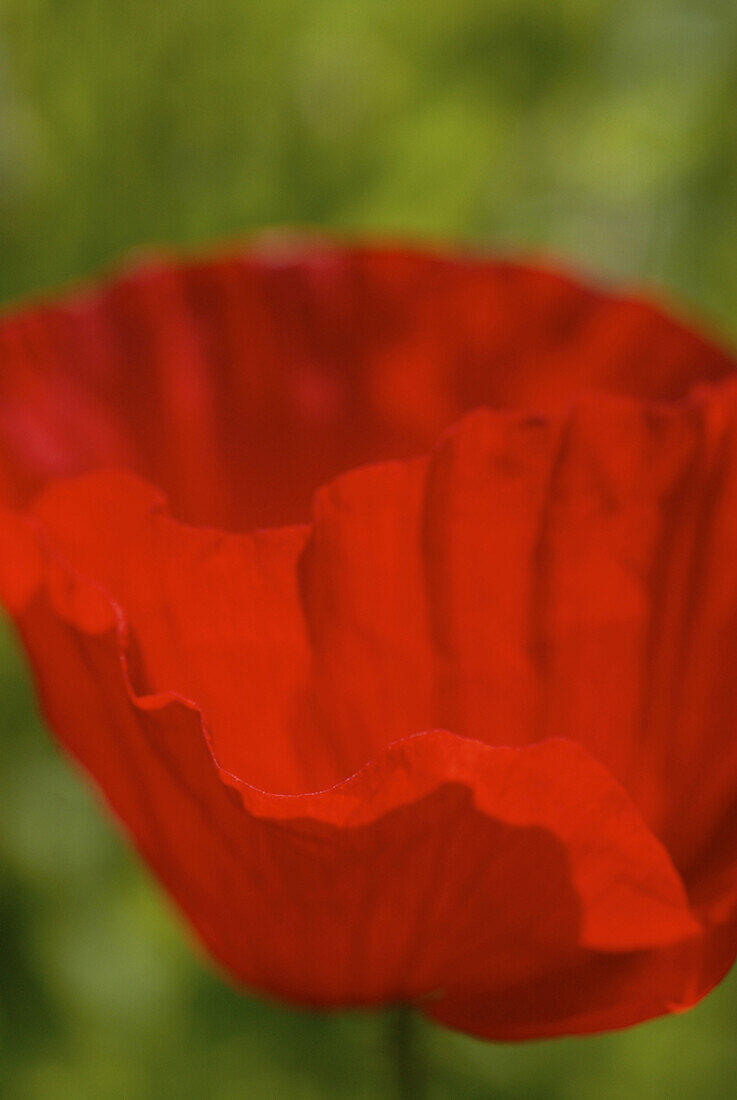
[0,461,734,1039]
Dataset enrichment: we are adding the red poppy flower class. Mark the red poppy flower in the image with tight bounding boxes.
[1,240,737,1041]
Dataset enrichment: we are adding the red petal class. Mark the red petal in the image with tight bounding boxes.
[298,394,737,903]
[1,243,733,530]
[0,498,713,1036]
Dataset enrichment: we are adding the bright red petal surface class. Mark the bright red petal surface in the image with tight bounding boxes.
[0,494,717,1037]
[1,241,737,1038]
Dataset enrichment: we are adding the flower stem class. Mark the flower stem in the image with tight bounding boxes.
[387,1005,426,1099]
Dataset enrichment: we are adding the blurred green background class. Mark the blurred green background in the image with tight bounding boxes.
[1,1,737,1097]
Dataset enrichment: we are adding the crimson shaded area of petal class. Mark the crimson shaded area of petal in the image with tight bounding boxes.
[0,503,718,1035]
[1,242,733,530]
[427,923,737,1040]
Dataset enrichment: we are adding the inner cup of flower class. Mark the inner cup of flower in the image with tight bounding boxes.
[1,249,733,533]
